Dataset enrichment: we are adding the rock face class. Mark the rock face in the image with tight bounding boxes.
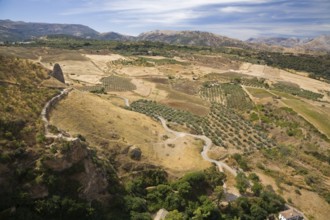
[50,63,65,83]
[42,139,112,202]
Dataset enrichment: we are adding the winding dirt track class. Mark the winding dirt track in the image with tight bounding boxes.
[41,88,78,141]
[157,116,237,177]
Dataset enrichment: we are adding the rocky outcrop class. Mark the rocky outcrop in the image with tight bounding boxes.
[50,63,65,83]
[129,146,142,161]
[42,139,88,171]
[42,139,114,202]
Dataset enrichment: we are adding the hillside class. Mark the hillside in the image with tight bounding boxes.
[137,30,249,48]
[100,32,135,41]
[0,19,99,41]
[1,35,330,219]
[0,56,129,219]
[1,19,330,53]
[247,35,330,52]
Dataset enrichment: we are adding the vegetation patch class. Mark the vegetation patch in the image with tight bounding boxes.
[129,100,276,151]
[200,82,253,111]
[273,82,323,100]
[80,75,136,92]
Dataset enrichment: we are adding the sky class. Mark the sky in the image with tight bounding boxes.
[0,0,330,40]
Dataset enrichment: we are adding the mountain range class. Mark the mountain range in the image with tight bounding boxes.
[1,19,329,52]
[247,36,330,52]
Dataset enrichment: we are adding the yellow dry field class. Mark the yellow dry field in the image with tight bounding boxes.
[154,135,211,176]
[85,54,127,74]
[239,63,330,94]
[39,53,128,85]
[130,78,153,97]
[255,169,330,220]
[58,60,105,82]
[50,90,210,174]
[85,53,126,62]
[139,55,174,60]
[284,186,330,220]
[115,66,162,76]
[40,77,67,88]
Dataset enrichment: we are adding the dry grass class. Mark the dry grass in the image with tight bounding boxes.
[0,46,41,59]
[50,90,210,174]
[239,63,330,94]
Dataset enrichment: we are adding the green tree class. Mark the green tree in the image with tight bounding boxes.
[251,182,263,196]
[165,210,184,220]
[250,204,268,220]
[214,185,225,208]
[235,173,249,194]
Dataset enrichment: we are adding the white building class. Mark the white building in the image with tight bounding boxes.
[279,208,304,220]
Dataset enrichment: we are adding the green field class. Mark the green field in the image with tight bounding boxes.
[129,100,276,151]
[246,87,275,99]
[199,83,253,111]
[80,75,136,92]
[273,91,330,139]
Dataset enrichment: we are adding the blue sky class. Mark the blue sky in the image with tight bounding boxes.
[0,0,329,40]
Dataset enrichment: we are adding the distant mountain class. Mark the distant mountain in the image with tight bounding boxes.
[100,32,135,41]
[302,35,330,52]
[137,30,248,48]
[1,19,329,52]
[246,37,306,47]
[246,36,330,52]
[0,19,99,41]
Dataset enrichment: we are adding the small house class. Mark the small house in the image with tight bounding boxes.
[279,208,304,220]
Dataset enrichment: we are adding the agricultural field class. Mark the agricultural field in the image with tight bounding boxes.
[240,77,268,88]
[272,91,330,139]
[80,75,136,92]
[273,82,324,100]
[108,57,188,68]
[129,100,276,152]
[199,82,253,110]
[245,87,275,99]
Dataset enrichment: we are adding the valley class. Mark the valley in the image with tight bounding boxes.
[0,41,329,219]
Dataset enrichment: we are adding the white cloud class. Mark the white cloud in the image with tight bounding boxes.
[218,6,249,13]
[59,0,330,39]
[63,0,266,15]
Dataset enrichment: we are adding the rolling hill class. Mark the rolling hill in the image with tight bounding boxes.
[1,19,329,52]
[0,19,99,41]
[247,35,330,52]
[136,30,249,48]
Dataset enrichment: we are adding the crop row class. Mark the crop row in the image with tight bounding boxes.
[273,83,323,100]
[80,75,136,92]
[239,77,267,88]
[129,100,276,152]
[199,83,253,111]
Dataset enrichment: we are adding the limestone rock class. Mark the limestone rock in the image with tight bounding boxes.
[50,63,65,83]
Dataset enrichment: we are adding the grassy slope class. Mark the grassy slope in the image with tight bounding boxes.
[49,90,211,174]
[246,87,275,99]
[272,91,330,139]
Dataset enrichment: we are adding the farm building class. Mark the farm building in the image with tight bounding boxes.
[279,208,304,220]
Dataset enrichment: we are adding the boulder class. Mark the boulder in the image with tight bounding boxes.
[50,63,65,83]
[129,146,142,161]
